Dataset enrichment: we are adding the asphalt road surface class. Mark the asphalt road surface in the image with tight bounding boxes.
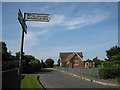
[39,68,114,88]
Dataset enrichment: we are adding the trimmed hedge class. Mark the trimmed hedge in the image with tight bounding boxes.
[2,60,19,71]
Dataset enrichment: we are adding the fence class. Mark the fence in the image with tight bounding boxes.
[56,67,100,78]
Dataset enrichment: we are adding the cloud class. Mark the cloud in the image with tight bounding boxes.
[28,9,111,31]
[65,10,111,30]
[24,29,49,47]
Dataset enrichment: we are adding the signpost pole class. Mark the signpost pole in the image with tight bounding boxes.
[18,9,50,89]
[18,12,25,89]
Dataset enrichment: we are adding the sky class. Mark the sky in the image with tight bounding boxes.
[2,2,118,63]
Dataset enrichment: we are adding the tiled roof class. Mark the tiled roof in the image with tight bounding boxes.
[65,54,75,62]
[60,52,83,58]
[65,53,82,62]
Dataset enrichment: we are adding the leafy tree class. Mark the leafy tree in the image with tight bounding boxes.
[22,59,41,73]
[57,59,60,66]
[111,52,120,61]
[86,59,91,62]
[93,57,103,67]
[0,42,8,61]
[41,59,46,68]
[24,55,35,63]
[6,51,16,60]
[45,59,54,68]
[15,51,25,60]
[1,41,7,53]
[0,41,15,61]
[106,46,120,61]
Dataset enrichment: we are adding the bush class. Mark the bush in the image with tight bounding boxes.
[54,64,58,68]
[22,59,41,74]
[99,68,117,79]
[99,61,120,79]
[2,60,19,71]
[45,59,54,68]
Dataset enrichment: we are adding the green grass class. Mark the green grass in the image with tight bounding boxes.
[92,67,101,70]
[104,78,120,82]
[21,75,43,88]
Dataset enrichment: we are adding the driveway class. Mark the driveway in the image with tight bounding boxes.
[39,68,114,88]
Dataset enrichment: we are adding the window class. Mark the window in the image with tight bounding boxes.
[74,59,79,65]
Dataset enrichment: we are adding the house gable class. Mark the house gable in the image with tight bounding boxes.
[60,52,83,61]
[59,52,83,68]
[71,54,84,68]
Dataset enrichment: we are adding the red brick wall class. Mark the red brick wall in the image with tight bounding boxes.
[69,62,73,68]
[72,55,84,68]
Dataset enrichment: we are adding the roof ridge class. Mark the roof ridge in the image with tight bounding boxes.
[75,53,83,61]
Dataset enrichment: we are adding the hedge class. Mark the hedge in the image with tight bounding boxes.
[2,60,19,71]
[22,60,41,74]
[99,61,120,79]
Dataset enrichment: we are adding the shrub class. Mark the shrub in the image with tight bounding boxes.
[99,68,117,79]
[2,60,19,71]
[45,59,54,68]
[99,61,119,79]
[22,59,41,74]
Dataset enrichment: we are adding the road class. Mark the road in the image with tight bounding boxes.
[39,68,114,88]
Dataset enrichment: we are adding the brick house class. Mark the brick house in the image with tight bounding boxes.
[59,52,84,68]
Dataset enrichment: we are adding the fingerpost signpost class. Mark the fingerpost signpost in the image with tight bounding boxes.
[18,9,50,89]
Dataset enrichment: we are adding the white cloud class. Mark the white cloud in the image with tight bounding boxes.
[24,29,49,47]
[66,11,110,30]
[28,9,111,31]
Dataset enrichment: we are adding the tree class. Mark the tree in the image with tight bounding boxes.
[15,51,25,60]
[7,51,16,60]
[0,42,7,61]
[111,52,120,61]
[28,59,41,72]
[24,55,35,63]
[93,57,102,67]
[106,46,120,61]
[0,41,12,61]
[41,59,46,68]
[57,59,60,66]
[1,41,7,53]
[22,59,41,73]
[45,59,54,68]
[86,59,91,62]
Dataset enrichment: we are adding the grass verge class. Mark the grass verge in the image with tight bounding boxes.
[21,75,43,88]
[104,78,120,82]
